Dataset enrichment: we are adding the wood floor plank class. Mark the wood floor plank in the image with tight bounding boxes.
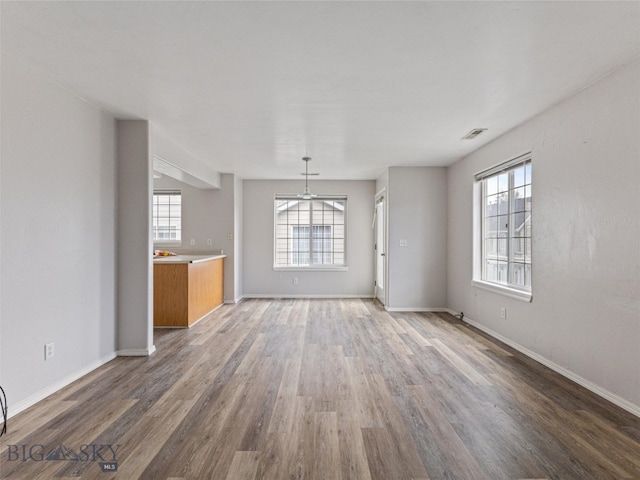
[363,374,430,479]
[3,299,639,480]
[3,399,78,445]
[336,408,373,480]
[404,384,488,480]
[393,315,433,347]
[267,358,304,434]
[224,451,261,480]
[312,411,342,480]
[362,426,429,480]
[429,338,492,386]
[340,357,384,428]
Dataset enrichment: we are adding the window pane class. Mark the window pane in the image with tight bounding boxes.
[497,173,508,193]
[485,194,499,216]
[525,164,532,184]
[511,262,526,287]
[497,261,508,283]
[498,194,509,215]
[511,212,526,236]
[497,238,507,259]
[511,238,525,261]
[485,237,497,258]
[485,261,498,282]
[486,177,498,196]
[512,187,526,212]
[514,166,526,187]
[485,217,498,237]
[497,215,508,237]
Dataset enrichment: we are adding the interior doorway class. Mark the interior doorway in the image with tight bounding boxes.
[374,193,386,305]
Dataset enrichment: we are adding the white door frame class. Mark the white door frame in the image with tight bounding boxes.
[374,189,386,306]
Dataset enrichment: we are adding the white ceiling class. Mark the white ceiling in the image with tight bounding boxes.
[2,1,639,180]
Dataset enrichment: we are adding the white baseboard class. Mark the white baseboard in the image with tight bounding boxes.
[117,345,156,356]
[8,352,118,419]
[224,296,246,304]
[385,306,449,312]
[446,309,640,419]
[241,294,374,299]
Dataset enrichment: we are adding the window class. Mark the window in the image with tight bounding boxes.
[474,153,532,301]
[153,190,182,244]
[274,196,346,269]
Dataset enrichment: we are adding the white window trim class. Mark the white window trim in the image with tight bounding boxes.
[273,194,348,271]
[472,152,532,303]
[471,279,532,302]
[275,266,349,272]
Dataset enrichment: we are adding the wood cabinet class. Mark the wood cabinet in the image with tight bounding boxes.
[153,255,224,327]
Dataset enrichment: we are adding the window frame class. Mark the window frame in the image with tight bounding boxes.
[273,195,348,271]
[472,152,532,302]
[152,189,182,247]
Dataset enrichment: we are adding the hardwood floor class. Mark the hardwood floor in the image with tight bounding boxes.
[2,298,640,479]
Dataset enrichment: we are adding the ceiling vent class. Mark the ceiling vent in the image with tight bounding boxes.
[462,128,487,140]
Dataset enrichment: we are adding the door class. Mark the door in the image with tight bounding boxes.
[374,195,385,305]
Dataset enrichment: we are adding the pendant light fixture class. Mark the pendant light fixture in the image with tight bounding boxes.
[298,156,318,199]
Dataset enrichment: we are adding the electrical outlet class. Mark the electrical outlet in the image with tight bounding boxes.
[293,277,298,285]
[501,307,507,319]
[45,342,55,360]
[399,239,408,247]
[227,233,233,241]
[190,239,196,246]
[207,239,213,246]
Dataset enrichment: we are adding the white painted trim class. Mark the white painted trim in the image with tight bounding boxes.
[242,294,374,299]
[224,296,246,304]
[385,307,450,312]
[447,309,640,419]
[117,345,156,356]
[471,280,532,302]
[7,352,118,419]
[273,266,349,272]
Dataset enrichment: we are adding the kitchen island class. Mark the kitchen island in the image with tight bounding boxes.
[153,254,225,327]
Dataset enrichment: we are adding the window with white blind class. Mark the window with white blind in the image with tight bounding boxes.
[274,196,347,269]
[473,153,532,301]
[153,190,182,244]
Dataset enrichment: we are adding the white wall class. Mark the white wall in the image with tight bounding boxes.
[447,59,640,413]
[154,173,242,303]
[386,167,448,310]
[117,120,154,355]
[243,179,375,297]
[1,59,118,411]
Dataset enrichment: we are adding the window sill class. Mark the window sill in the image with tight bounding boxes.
[471,280,532,303]
[274,266,349,272]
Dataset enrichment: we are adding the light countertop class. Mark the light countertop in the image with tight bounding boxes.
[153,254,226,264]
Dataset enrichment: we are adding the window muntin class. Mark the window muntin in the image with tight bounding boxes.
[274,196,346,268]
[479,157,531,292]
[153,190,182,243]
